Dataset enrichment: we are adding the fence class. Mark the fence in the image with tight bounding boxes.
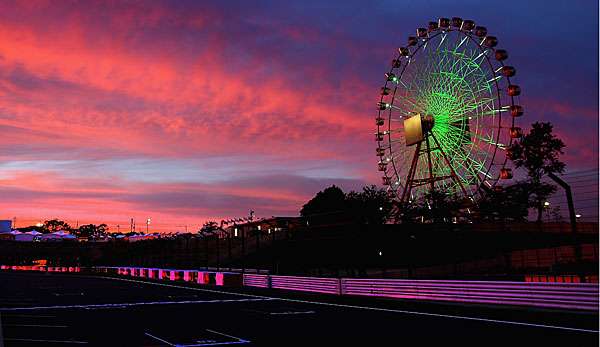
[339,278,598,311]
[242,273,270,288]
[2,265,598,311]
[270,275,340,294]
[244,274,599,311]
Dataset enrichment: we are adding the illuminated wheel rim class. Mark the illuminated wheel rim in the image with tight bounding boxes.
[376,18,523,202]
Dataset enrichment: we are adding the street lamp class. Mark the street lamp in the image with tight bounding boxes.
[544,201,550,207]
[146,218,151,233]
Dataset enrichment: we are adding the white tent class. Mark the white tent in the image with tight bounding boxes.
[41,230,76,241]
[51,230,70,236]
[15,233,35,242]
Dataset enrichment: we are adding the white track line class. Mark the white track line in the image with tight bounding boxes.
[4,324,68,328]
[98,276,599,334]
[2,314,56,318]
[145,329,250,347]
[0,298,275,311]
[205,328,250,343]
[269,310,316,315]
[144,332,175,346]
[182,340,249,346]
[3,338,88,344]
[96,276,266,299]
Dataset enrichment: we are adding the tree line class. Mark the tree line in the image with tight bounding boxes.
[18,220,108,238]
[301,122,567,225]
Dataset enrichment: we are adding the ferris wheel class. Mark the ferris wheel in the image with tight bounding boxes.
[376,17,523,204]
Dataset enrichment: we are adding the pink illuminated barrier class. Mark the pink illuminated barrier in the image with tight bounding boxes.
[270,275,341,295]
[217,272,243,286]
[240,274,599,311]
[91,267,599,311]
[168,270,182,281]
[183,270,196,282]
[0,265,80,273]
[525,274,599,283]
[243,274,270,288]
[104,266,244,287]
[339,278,599,311]
[197,271,210,284]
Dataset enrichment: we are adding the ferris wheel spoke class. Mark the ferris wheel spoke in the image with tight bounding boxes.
[440,128,492,181]
[451,151,489,184]
[471,132,507,149]
[392,93,422,110]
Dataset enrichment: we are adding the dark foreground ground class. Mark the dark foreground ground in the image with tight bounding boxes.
[0,272,597,346]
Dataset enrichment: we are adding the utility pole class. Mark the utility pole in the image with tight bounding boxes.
[548,172,583,281]
[547,173,577,234]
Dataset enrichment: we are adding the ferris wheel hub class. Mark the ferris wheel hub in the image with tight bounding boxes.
[421,114,435,133]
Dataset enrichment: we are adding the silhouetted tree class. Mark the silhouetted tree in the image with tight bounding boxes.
[396,189,466,224]
[199,221,220,236]
[346,185,393,224]
[423,189,464,223]
[507,122,565,222]
[396,201,422,224]
[300,185,394,225]
[300,185,346,218]
[75,224,108,238]
[43,219,71,233]
[477,182,529,222]
[16,225,45,233]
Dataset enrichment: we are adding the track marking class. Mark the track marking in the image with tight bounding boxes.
[4,324,68,328]
[53,292,84,297]
[145,332,175,346]
[2,314,56,318]
[276,298,600,334]
[97,276,599,334]
[0,298,276,312]
[3,338,88,344]
[94,276,266,299]
[145,329,250,347]
[182,329,250,346]
[269,310,316,315]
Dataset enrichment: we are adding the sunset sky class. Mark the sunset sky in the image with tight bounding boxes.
[0,1,598,232]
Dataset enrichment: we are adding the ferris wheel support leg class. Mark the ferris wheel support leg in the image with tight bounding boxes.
[430,133,468,197]
[459,155,484,199]
[400,142,422,205]
[424,134,436,193]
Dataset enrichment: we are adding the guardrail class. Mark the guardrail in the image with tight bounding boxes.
[339,278,599,311]
[2,265,598,311]
[270,275,340,294]
[0,265,80,272]
[244,275,599,311]
[242,274,269,288]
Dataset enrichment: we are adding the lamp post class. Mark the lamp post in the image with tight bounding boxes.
[146,218,151,233]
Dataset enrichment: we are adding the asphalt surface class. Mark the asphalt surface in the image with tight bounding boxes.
[0,272,597,346]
